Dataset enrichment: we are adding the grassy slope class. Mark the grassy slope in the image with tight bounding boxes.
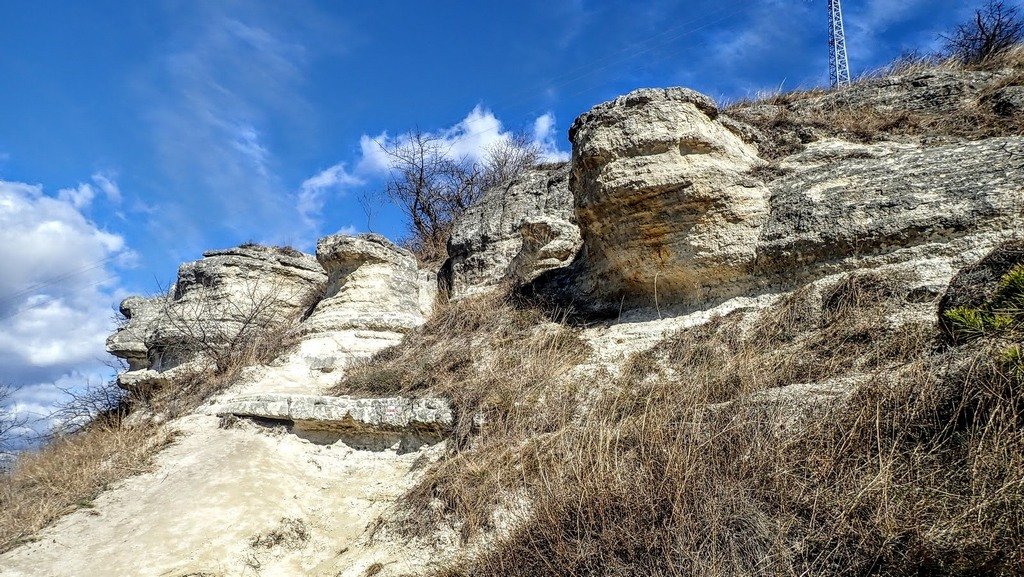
[336,270,1024,576]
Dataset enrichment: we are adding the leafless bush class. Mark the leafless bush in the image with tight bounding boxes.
[944,0,1024,66]
[375,132,541,263]
[0,385,28,466]
[46,380,133,436]
[153,278,296,376]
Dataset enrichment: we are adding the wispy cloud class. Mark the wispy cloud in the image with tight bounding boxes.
[297,163,363,229]
[139,1,337,250]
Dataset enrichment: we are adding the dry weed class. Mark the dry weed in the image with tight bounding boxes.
[0,421,173,552]
[424,271,1023,576]
[332,291,589,537]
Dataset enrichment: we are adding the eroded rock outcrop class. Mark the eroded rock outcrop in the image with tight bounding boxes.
[107,245,326,389]
[528,85,1024,313]
[442,163,580,297]
[565,88,770,306]
[288,233,435,370]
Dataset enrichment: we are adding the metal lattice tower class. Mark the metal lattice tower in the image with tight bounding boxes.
[828,0,851,88]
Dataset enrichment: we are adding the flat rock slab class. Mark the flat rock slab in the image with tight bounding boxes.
[214,394,454,434]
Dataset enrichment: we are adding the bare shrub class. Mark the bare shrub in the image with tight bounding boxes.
[943,0,1024,66]
[140,277,314,415]
[0,420,173,552]
[47,380,133,436]
[0,385,28,466]
[374,132,541,263]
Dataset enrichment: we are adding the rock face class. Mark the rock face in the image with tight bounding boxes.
[442,163,580,297]
[107,245,326,388]
[757,137,1024,278]
[289,234,435,370]
[215,394,453,434]
[528,85,1024,312]
[106,295,165,371]
[566,88,769,306]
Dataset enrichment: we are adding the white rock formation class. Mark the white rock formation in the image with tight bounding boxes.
[286,233,435,372]
[442,163,581,297]
[525,87,1024,312]
[107,244,326,389]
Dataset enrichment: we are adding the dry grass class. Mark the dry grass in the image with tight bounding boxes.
[0,421,173,552]
[331,290,589,536]
[373,271,1024,577]
[726,45,1024,160]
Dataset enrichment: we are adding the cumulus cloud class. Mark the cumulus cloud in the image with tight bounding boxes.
[357,106,569,176]
[55,172,123,210]
[0,179,129,437]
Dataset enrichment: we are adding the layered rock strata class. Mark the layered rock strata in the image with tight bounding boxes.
[107,245,326,389]
[215,394,453,433]
[442,163,580,297]
[521,86,1024,312]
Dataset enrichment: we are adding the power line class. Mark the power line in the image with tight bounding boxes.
[0,275,119,323]
[0,254,119,309]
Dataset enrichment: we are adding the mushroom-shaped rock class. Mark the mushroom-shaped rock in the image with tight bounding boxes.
[287,234,435,370]
[567,87,770,305]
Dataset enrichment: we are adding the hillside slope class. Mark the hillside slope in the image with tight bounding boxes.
[1,54,1022,576]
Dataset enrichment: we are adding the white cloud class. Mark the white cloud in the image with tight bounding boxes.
[55,172,124,210]
[297,163,363,227]
[57,182,96,209]
[357,106,569,176]
[0,179,128,438]
[91,172,122,204]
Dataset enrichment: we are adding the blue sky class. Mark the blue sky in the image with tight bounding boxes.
[0,0,995,430]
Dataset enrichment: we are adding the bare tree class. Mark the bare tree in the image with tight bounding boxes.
[0,385,28,465]
[944,0,1024,65]
[378,131,542,263]
[47,380,131,436]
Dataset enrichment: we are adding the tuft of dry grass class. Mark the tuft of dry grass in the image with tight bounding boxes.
[407,271,1023,577]
[0,421,173,552]
[726,44,1024,161]
[331,290,590,537]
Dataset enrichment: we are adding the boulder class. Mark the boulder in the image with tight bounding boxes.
[991,85,1024,116]
[938,239,1024,341]
[564,87,770,306]
[442,163,580,297]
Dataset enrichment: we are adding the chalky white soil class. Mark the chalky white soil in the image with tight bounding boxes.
[0,397,449,577]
